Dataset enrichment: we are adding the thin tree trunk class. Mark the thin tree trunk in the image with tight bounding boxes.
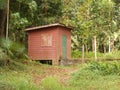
[82,44,84,63]
[94,36,97,61]
[85,44,88,53]
[108,36,111,53]
[6,0,10,39]
[111,40,115,51]
[103,44,106,53]
[92,38,95,52]
[0,8,7,38]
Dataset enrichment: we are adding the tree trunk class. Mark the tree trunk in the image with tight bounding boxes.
[108,36,111,53]
[6,0,10,39]
[94,36,97,61]
[111,40,115,51]
[0,8,7,38]
[82,44,85,63]
[103,44,106,53]
[92,38,95,52]
[85,44,88,53]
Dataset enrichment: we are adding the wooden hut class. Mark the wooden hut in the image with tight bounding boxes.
[25,23,72,65]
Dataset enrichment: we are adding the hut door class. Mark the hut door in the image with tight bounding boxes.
[62,35,67,59]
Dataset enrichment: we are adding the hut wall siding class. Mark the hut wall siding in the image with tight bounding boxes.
[28,27,58,60]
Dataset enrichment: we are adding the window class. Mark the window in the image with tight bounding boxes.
[41,34,52,46]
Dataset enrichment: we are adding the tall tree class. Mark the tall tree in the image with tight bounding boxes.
[9,0,62,42]
[0,0,7,38]
[61,0,93,61]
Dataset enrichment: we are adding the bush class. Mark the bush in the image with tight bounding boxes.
[0,38,29,68]
[70,61,120,80]
[103,50,120,59]
[72,49,120,60]
[72,50,103,59]
[0,38,26,60]
[0,48,10,66]
[71,50,82,58]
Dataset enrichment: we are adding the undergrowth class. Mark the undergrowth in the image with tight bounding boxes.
[0,73,39,90]
[85,61,120,75]
[0,60,43,90]
[69,61,120,90]
[40,76,79,90]
[1,60,120,90]
[72,50,103,59]
[72,50,120,60]
[103,50,120,59]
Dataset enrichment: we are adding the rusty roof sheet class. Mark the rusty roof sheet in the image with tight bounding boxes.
[25,23,72,31]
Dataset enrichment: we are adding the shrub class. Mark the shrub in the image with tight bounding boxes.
[69,61,120,89]
[0,38,26,59]
[70,61,120,79]
[85,51,103,58]
[103,50,120,59]
[84,61,120,75]
[0,48,10,66]
[72,50,103,59]
[71,50,82,58]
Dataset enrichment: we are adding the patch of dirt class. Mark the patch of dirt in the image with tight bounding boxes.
[31,66,78,85]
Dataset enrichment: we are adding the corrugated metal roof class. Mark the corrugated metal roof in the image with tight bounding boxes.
[25,23,72,31]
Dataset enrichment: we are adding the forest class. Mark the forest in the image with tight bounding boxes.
[0,0,120,90]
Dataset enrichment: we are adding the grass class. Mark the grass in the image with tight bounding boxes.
[0,73,39,90]
[71,50,104,59]
[1,59,120,90]
[72,50,120,61]
[40,61,120,90]
[40,76,80,90]
[0,59,79,90]
[40,76,63,90]
[69,61,120,90]
[103,50,120,60]
[0,60,41,90]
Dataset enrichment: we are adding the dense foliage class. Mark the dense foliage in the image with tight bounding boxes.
[0,38,27,67]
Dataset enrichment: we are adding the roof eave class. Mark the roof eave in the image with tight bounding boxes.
[25,23,73,31]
